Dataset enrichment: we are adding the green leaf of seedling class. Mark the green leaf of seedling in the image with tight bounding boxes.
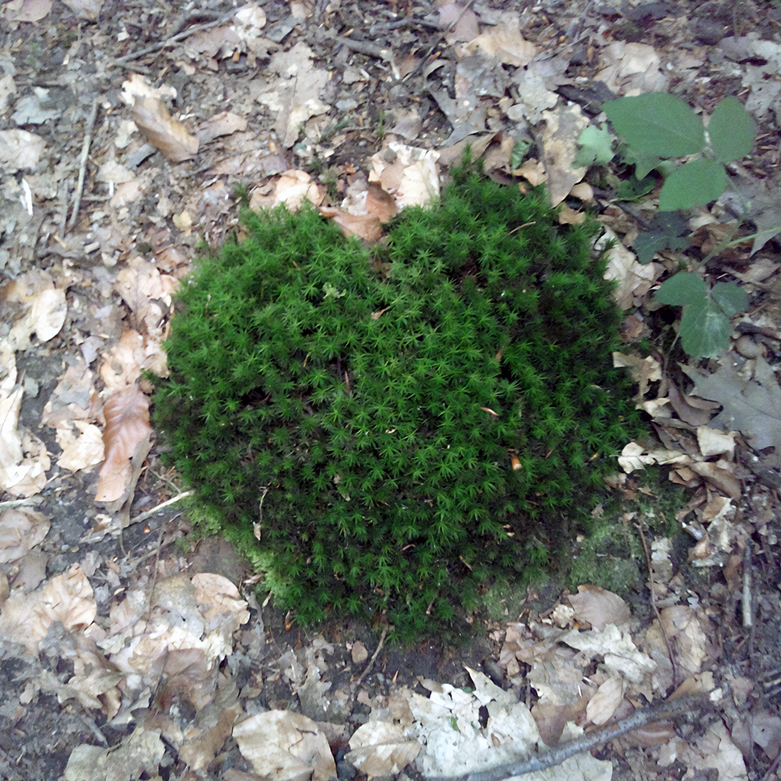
[658,158,728,211]
[655,272,706,306]
[635,213,690,264]
[622,146,664,180]
[679,296,733,358]
[603,93,706,158]
[511,138,532,169]
[708,97,756,164]
[635,230,689,264]
[711,282,749,317]
[658,276,748,358]
[574,123,614,167]
[614,174,656,202]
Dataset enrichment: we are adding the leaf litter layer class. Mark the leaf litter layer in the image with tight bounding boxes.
[153,167,640,639]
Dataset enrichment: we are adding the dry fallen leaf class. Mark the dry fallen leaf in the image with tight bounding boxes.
[132,95,199,163]
[0,563,97,653]
[568,585,631,631]
[95,385,152,503]
[0,507,50,564]
[345,721,421,778]
[586,677,624,726]
[233,711,337,781]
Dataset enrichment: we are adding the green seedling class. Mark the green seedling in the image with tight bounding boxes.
[597,92,757,359]
[152,165,640,640]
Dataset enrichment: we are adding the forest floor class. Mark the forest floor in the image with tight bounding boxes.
[1,1,781,780]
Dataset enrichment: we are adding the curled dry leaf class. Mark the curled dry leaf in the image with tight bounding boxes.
[132,95,199,163]
[0,507,50,564]
[96,384,152,503]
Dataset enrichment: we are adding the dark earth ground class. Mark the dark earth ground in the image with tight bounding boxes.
[1,0,781,779]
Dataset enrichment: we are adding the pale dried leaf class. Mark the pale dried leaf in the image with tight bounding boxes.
[64,727,164,781]
[0,563,96,653]
[234,711,337,781]
[60,0,103,19]
[696,426,736,458]
[56,421,104,472]
[0,128,46,171]
[346,721,420,777]
[568,585,631,630]
[250,169,324,212]
[540,104,589,206]
[464,13,536,66]
[41,361,101,426]
[599,227,661,309]
[751,710,781,758]
[0,507,50,564]
[132,95,199,163]
[3,269,67,350]
[369,142,440,209]
[660,606,720,674]
[0,386,49,497]
[3,0,53,23]
[688,459,742,500]
[586,677,624,726]
[560,624,656,683]
[99,329,145,389]
[197,111,248,145]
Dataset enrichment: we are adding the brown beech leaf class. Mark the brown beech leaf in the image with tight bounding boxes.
[96,385,152,503]
[132,95,199,162]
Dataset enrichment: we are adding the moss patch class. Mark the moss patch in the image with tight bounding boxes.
[152,166,641,640]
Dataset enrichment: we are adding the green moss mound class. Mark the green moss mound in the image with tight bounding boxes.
[152,167,639,639]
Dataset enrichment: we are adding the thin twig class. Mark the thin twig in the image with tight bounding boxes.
[353,625,389,688]
[112,12,235,65]
[0,497,41,509]
[742,535,753,629]
[143,515,168,620]
[127,490,195,527]
[68,99,99,231]
[431,695,711,781]
[636,522,679,688]
[78,709,109,746]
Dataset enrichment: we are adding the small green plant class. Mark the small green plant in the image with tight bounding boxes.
[603,93,756,211]
[596,93,757,359]
[152,165,640,640]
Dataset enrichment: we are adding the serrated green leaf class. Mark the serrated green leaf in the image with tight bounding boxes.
[711,282,748,317]
[575,124,614,167]
[511,138,532,169]
[658,158,728,211]
[655,272,706,306]
[708,97,756,164]
[603,93,706,158]
[679,296,732,358]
